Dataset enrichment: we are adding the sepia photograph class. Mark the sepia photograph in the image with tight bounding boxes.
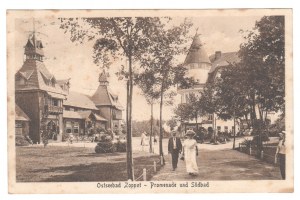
[6,9,293,193]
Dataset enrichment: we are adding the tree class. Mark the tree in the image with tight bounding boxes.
[139,20,193,160]
[135,68,160,153]
[60,17,168,180]
[239,16,285,121]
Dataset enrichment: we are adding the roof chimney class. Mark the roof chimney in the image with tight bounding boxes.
[215,51,222,60]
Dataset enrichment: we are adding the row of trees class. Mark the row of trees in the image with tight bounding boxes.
[60,17,194,179]
[174,16,285,144]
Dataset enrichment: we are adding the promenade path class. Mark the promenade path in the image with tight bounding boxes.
[151,140,282,181]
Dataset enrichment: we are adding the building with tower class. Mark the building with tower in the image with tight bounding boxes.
[177,33,239,134]
[91,71,123,133]
[15,34,67,143]
[15,34,123,144]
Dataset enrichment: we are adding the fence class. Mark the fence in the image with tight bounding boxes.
[238,142,278,165]
[134,156,163,181]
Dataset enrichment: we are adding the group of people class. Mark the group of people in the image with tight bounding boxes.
[168,129,287,179]
[168,130,199,176]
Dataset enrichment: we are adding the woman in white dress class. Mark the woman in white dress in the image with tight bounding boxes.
[183,130,199,176]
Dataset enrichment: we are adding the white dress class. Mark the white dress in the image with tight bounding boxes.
[183,139,198,174]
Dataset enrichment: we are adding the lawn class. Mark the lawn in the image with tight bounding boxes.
[16,146,161,182]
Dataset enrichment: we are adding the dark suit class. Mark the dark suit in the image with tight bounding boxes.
[168,137,182,169]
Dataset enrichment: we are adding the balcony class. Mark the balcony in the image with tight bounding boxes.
[45,105,63,114]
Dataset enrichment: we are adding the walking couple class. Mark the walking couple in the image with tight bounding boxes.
[168,130,199,176]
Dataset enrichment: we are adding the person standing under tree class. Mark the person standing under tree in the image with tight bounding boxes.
[275,131,286,180]
[168,131,182,171]
[182,130,199,176]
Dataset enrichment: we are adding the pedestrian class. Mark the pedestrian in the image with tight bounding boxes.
[140,131,147,151]
[275,131,286,180]
[153,135,157,144]
[182,130,199,176]
[168,130,182,171]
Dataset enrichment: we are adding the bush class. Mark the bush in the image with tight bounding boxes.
[241,138,252,148]
[15,135,30,146]
[95,141,117,153]
[116,140,126,152]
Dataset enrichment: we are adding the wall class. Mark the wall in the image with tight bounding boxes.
[15,91,41,143]
[98,106,112,129]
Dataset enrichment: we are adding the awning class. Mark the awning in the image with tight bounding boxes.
[47,91,66,99]
[93,113,107,122]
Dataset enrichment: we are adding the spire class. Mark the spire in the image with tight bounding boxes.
[24,34,44,61]
[99,70,109,85]
[184,32,211,65]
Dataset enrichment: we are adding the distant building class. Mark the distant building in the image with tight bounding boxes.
[177,33,239,134]
[15,34,123,143]
[91,71,123,133]
[63,91,108,136]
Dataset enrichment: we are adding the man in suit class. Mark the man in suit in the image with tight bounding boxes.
[168,130,182,171]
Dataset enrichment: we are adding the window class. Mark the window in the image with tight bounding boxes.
[224,126,228,133]
[52,99,59,106]
[66,121,72,133]
[208,114,213,121]
[217,126,221,131]
[15,121,23,128]
[73,122,79,134]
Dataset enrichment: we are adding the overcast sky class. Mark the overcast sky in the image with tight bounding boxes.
[13,15,262,122]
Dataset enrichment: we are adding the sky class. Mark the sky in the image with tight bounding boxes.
[13,14,262,122]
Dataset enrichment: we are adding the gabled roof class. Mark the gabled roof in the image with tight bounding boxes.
[18,70,34,80]
[209,52,240,73]
[64,91,98,110]
[184,34,211,65]
[57,79,70,85]
[15,59,67,98]
[15,104,30,121]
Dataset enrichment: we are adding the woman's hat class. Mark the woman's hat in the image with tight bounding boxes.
[186,130,195,136]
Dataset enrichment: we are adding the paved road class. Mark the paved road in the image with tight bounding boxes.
[151,141,282,181]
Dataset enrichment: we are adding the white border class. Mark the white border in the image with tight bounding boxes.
[1,0,299,200]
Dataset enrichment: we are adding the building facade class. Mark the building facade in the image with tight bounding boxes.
[177,33,240,134]
[15,34,67,143]
[90,71,123,134]
[15,34,123,143]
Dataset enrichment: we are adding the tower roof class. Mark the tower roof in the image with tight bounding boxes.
[25,34,44,56]
[90,84,123,110]
[99,70,108,83]
[15,35,66,98]
[184,33,211,65]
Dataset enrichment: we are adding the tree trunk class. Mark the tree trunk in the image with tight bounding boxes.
[126,56,134,180]
[150,102,153,153]
[195,114,198,131]
[159,80,164,164]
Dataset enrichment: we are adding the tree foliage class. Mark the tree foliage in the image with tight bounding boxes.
[198,16,285,132]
